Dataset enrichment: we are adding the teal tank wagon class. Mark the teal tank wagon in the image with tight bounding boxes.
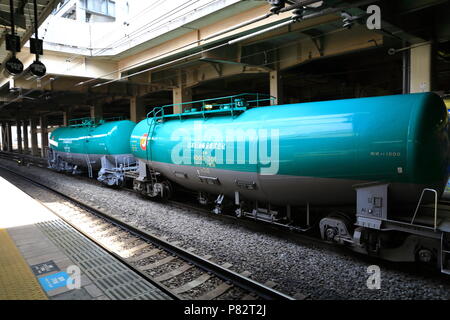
[48,118,137,186]
[130,93,449,206]
[129,93,450,269]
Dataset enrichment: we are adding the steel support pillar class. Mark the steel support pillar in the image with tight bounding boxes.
[0,122,4,151]
[90,103,103,120]
[22,120,29,154]
[270,70,283,105]
[40,116,48,158]
[6,122,12,152]
[30,118,39,157]
[63,107,72,126]
[172,87,192,114]
[130,96,146,122]
[16,118,23,154]
[410,43,432,93]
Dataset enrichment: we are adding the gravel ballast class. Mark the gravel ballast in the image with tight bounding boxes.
[1,159,450,300]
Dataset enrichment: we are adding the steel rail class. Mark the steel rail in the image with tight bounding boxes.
[0,164,180,300]
[0,163,295,300]
[1,151,447,282]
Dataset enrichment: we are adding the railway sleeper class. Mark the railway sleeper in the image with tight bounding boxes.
[145,174,450,273]
[42,149,450,274]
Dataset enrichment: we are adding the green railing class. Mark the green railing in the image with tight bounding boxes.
[68,116,125,127]
[146,93,275,121]
[68,117,96,127]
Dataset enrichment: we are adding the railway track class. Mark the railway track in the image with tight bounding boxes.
[0,163,299,300]
[2,152,448,273]
[1,150,449,298]
[0,151,48,167]
[0,151,341,250]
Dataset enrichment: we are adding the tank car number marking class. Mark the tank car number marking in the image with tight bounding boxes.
[190,142,225,150]
[194,150,217,167]
[370,152,401,157]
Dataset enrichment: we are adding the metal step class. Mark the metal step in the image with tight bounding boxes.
[124,171,139,179]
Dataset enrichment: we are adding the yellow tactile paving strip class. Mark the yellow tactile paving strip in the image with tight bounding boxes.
[0,229,48,300]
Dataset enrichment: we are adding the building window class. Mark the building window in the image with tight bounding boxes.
[83,0,115,18]
[61,4,77,20]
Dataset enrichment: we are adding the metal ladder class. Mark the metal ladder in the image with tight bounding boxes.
[146,114,160,187]
[441,232,450,274]
[85,154,93,178]
[148,167,158,186]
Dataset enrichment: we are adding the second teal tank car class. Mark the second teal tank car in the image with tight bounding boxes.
[48,118,137,186]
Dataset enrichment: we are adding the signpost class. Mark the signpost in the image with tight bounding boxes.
[3,0,46,78]
[30,0,46,78]
[5,0,24,76]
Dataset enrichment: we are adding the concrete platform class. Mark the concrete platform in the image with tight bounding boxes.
[0,174,172,300]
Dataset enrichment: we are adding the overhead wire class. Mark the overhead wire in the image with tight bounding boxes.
[93,0,202,56]
[101,0,315,54]
[115,27,376,97]
[2,0,380,109]
[88,0,379,89]
[90,0,167,55]
[36,0,167,56]
[92,23,297,88]
[0,5,299,111]
[3,0,237,107]
[0,23,385,113]
[74,6,280,86]
[79,0,371,87]
[103,0,220,51]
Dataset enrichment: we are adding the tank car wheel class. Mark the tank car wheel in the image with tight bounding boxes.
[328,211,353,227]
[319,211,354,244]
[325,227,338,241]
[415,247,436,264]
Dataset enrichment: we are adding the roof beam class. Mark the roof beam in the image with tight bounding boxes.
[0,11,26,29]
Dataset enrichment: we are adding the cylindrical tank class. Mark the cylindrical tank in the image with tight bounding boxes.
[130,93,449,206]
[50,120,136,169]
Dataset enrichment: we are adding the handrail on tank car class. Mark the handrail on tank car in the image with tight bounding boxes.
[68,116,125,127]
[100,116,125,123]
[145,93,275,120]
[146,107,164,125]
[68,117,96,127]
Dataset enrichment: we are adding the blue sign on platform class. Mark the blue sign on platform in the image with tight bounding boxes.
[38,271,74,292]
